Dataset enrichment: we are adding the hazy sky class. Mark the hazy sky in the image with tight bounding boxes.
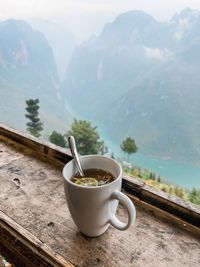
[1,0,200,40]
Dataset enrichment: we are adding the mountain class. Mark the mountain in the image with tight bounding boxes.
[28,18,76,81]
[0,19,72,135]
[63,9,200,165]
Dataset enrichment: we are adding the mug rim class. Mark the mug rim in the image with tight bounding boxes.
[62,154,122,189]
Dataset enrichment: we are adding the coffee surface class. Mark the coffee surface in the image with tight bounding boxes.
[71,168,114,186]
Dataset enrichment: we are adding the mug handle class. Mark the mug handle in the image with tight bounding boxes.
[109,191,136,230]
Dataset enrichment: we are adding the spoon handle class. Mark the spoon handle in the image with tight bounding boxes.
[68,136,84,177]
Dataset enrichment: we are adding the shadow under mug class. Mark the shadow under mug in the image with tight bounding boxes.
[62,155,136,237]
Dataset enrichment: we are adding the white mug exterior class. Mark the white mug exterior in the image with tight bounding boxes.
[63,155,136,237]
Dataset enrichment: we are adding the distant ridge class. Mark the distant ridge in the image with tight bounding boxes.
[0,19,72,134]
[28,18,76,81]
[63,8,200,165]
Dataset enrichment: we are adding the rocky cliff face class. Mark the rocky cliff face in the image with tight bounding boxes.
[0,19,71,134]
[63,9,200,164]
[28,18,76,81]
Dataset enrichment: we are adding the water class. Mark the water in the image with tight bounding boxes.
[65,103,200,190]
[118,150,199,190]
[99,128,200,190]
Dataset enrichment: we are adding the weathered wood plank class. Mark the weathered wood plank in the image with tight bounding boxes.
[0,210,74,267]
[0,123,199,229]
[122,174,145,198]
[141,184,200,228]
[0,130,200,267]
[122,177,200,228]
[0,123,72,164]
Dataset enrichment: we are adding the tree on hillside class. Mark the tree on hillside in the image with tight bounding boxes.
[66,119,106,155]
[120,137,138,162]
[49,130,66,148]
[25,99,43,137]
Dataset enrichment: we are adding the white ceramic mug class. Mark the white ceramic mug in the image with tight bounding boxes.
[62,155,136,237]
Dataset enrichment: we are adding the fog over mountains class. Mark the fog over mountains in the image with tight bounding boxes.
[64,8,200,164]
[28,18,76,81]
[0,8,200,164]
[0,19,71,134]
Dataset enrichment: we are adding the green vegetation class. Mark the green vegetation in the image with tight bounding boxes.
[24,100,106,153]
[66,119,106,155]
[49,130,66,147]
[25,99,43,137]
[24,99,199,206]
[124,166,200,205]
[188,188,200,205]
[120,137,138,162]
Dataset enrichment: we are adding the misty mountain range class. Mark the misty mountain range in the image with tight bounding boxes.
[0,8,200,164]
[28,18,76,81]
[0,18,72,134]
[64,8,200,164]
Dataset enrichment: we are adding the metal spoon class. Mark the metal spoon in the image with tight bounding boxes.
[68,136,84,177]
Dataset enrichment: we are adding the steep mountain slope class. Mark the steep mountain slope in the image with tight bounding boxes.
[29,18,76,81]
[63,9,200,164]
[0,19,71,134]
